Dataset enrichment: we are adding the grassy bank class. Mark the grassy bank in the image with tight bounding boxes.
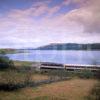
[0,79,98,100]
[13,60,33,67]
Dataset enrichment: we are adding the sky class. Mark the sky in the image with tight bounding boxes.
[0,0,100,48]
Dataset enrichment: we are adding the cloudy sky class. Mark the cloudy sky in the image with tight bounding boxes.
[0,0,100,48]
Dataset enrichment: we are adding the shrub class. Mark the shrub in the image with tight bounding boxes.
[79,69,94,79]
[0,69,33,91]
[0,52,14,69]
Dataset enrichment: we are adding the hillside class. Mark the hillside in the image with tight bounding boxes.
[36,43,100,50]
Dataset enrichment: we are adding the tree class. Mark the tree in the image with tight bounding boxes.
[0,51,14,69]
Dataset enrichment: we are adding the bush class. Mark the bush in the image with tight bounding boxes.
[0,53,14,69]
[79,69,94,79]
[0,51,33,91]
[0,69,33,91]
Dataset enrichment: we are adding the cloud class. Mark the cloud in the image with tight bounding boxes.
[7,0,61,19]
[84,0,100,33]
[65,0,100,34]
[0,0,100,48]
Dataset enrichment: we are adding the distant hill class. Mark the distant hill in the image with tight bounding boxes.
[36,43,100,50]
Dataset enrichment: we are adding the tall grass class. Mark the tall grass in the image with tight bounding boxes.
[86,81,100,100]
[0,69,33,91]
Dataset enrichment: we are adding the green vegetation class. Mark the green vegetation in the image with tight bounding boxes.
[0,49,26,54]
[77,70,94,79]
[14,61,33,66]
[40,69,96,79]
[0,55,14,69]
[0,49,17,54]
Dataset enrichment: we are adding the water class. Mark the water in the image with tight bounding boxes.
[7,50,100,65]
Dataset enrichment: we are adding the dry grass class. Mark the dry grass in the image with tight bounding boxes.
[0,78,98,100]
[13,61,33,67]
[25,78,97,100]
[32,74,49,81]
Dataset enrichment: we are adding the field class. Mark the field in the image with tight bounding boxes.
[0,60,99,100]
[0,78,98,100]
[13,60,33,67]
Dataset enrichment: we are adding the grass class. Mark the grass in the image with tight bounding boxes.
[0,61,99,100]
[13,61,33,67]
[30,79,97,100]
[0,49,17,54]
[0,70,49,85]
[0,78,98,100]
[32,74,49,81]
[86,81,100,100]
